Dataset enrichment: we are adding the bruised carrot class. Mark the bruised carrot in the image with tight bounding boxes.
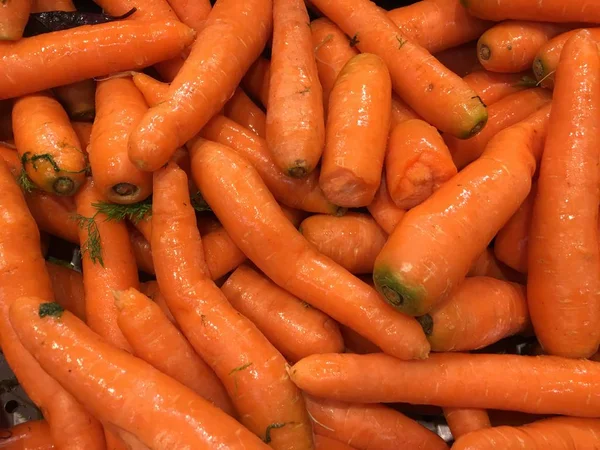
[191,138,430,360]
[367,176,405,234]
[26,191,79,244]
[53,80,96,122]
[0,420,54,450]
[463,70,536,106]
[445,88,551,169]
[463,0,600,23]
[0,0,31,40]
[71,121,92,154]
[46,259,86,321]
[13,93,86,195]
[340,325,381,354]
[528,31,600,359]
[166,0,211,32]
[224,88,266,138]
[314,436,355,450]
[374,105,551,316]
[311,0,487,139]
[443,408,491,440]
[139,280,176,325]
[129,226,155,274]
[242,57,271,109]
[434,43,482,77]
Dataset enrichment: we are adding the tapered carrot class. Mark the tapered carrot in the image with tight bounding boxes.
[367,177,406,234]
[224,88,266,138]
[242,57,271,109]
[434,43,482,77]
[0,420,54,450]
[314,436,355,450]
[71,121,92,154]
[46,259,86,322]
[166,0,211,31]
[443,408,491,440]
[290,352,600,416]
[90,78,152,204]
[27,191,79,244]
[463,70,536,106]
[305,396,449,450]
[139,280,176,325]
[463,0,600,23]
[528,31,600,359]
[374,105,551,316]
[0,20,194,100]
[13,93,87,195]
[453,417,600,450]
[386,119,457,209]
[129,226,155,274]
[311,0,487,139]
[191,138,430,359]
[0,0,31,41]
[445,88,551,169]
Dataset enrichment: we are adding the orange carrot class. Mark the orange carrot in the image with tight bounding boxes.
[53,80,96,122]
[130,72,169,107]
[201,225,247,280]
[445,88,551,169]
[32,0,74,10]
[434,43,482,77]
[468,248,521,282]
[311,0,487,139]
[0,141,19,174]
[71,121,92,154]
[389,95,421,128]
[46,259,86,322]
[129,226,155,274]
[139,280,176,325]
[528,31,600,359]
[463,70,536,106]
[443,408,491,440]
[319,53,391,207]
[242,57,271,109]
[0,420,54,450]
[366,176,406,234]
[224,88,266,138]
[191,138,430,360]
[166,0,211,32]
[314,436,355,450]
[386,119,457,209]
[340,325,381,355]
[13,93,87,195]
[290,352,600,416]
[0,0,31,41]
[26,191,79,244]
[463,0,600,23]
[374,105,551,316]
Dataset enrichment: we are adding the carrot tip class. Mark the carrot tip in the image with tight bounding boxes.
[478,44,491,61]
[53,177,75,196]
[112,183,140,198]
[373,269,427,316]
[416,314,433,336]
[288,162,310,178]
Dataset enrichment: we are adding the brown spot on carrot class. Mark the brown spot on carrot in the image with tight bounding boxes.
[264,423,290,444]
[53,177,75,195]
[297,86,311,95]
[533,59,545,81]
[396,36,407,49]
[39,302,64,318]
[288,162,309,178]
[416,314,433,336]
[349,33,360,47]
[507,44,513,51]
[479,44,491,61]
[427,84,434,92]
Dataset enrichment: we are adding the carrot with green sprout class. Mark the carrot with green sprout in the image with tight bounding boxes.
[242,57,271,109]
[462,0,600,23]
[463,70,536,105]
[443,409,491,440]
[166,0,211,32]
[224,88,266,138]
[46,259,86,321]
[0,0,31,40]
[367,176,405,234]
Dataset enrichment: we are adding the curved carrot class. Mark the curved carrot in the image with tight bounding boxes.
[366,176,406,234]
[53,80,96,122]
[528,30,600,359]
[374,105,551,316]
[290,352,600,416]
[26,191,79,244]
[314,436,355,450]
[129,226,155,274]
[166,0,211,32]
[71,121,92,154]
[0,0,31,41]
[0,420,54,450]
[443,409,491,440]
[224,88,266,138]
[305,396,449,450]
[90,78,152,204]
[152,162,314,448]
[463,70,536,106]
[191,138,430,360]
[13,93,86,195]
[46,259,86,322]
[139,280,176,325]
[446,88,552,169]
[386,119,457,209]
[463,0,600,23]
[320,53,391,207]
[299,213,387,274]
[311,0,487,139]
[242,57,271,109]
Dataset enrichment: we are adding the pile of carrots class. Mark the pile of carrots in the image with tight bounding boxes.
[1,0,600,448]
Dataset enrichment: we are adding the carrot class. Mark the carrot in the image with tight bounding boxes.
[74,179,138,352]
[13,93,87,195]
[0,420,54,450]
[463,70,536,106]
[299,213,387,274]
[386,119,457,209]
[434,43,482,77]
[224,88,266,138]
[445,88,551,169]
[387,0,492,54]
[90,78,152,204]
[453,417,600,450]
[311,0,487,139]
[0,20,194,100]
[0,0,31,41]
[128,0,271,172]
[389,96,421,128]
[528,31,600,359]
[477,21,566,73]
[26,191,79,244]
[53,80,96,122]
[129,226,155,274]
[32,0,74,9]
[191,138,430,360]
[152,161,314,448]
[46,259,86,322]
[290,352,600,416]
[463,0,600,23]
[314,436,355,450]
[320,53,391,207]
[305,396,449,450]
[10,297,272,449]
[130,72,169,107]
[201,225,247,280]
[139,280,176,325]
[242,57,271,109]
[340,325,381,355]
[71,121,93,154]
[166,0,211,32]
[373,105,551,316]
[366,176,406,234]
[468,248,521,282]
[443,408,491,440]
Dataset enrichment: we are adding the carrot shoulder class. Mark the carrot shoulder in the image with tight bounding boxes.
[0,0,31,41]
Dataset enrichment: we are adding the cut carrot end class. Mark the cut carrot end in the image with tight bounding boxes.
[373,268,427,316]
[288,162,310,178]
[416,314,433,336]
[53,177,75,196]
[464,110,489,139]
[478,44,491,61]
[112,183,140,198]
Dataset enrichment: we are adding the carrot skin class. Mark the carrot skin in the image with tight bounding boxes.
[463,70,535,106]
[340,325,381,355]
[463,0,600,23]
[314,436,355,450]
[71,121,92,153]
[201,225,247,280]
[46,260,86,322]
[242,57,271,109]
[53,80,96,122]
[139,280,176,325]
[468,248,523,282]
[26,191,79,244]
[128,226,155,274]
[0,420,54,450]
[443,408,491,440]
[224,88,266,138]
[0,0,31,40]
[366,176,405,234]
[166,0,212,32]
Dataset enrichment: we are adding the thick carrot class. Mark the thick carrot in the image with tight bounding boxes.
[13,93,87,195]
[463,0,600,23]
[0,0,31,41]
[290,352,600,416]
[299,213,387,274]
[0,420,54,450]
[224,88,266,138]
[71,121,93,153]
[366,176,405,234]
[191,138,430,359]
[90,78,152,204]
[53,80,96,122]
[463,70,536,106]
[387,0,492,54]
[528,30,600,359]
[26,191,79,244]
[419,276,529,352]
[10,297,271,450]
[453,417,600,450]
[386,119,457,209]
[221,264,344,362]
[434,43,482,77]
[139,280,176,325]
[319,53,391,207]
[305,396,449,450]
[0,20,194,100]
[152,162,314,448]
[46,259,86,322]
[477,21,566,73]
[373,105,551,316]
[166,0,211,31]
[128,0,271,172]
[242,57,271,109]
[311,0,487,139]
[314,436,355,450]
[445,88,551,169]
[129,226,155,274]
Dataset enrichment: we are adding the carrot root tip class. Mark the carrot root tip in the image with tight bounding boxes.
[416,314,433,336]
[53,177,75,196]
[288,162,310,178]
[113,183,140,198]
[478,44,491,61]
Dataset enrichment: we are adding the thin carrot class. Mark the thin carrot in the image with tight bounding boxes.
[434,43,482,77]
[13,92,87,195]
[26,191,79,244]
[314,436,355,450]
[445,88,551,169]
[462,0,600,23]
[46,259,86,322]
[463,70,536,106]
[311,0,487,139]
[0,420,54,450]
[477,21,566,73]
[221,264,344,362]
[139,280,176,325]
[386,119,457,209]
[224,88,266,138]
[528,30,600,359]
[71,121,92,154]
[128,0,271,172]
[290,352,600,417]
[0,20,194,100]
[374,105,551,316]
[305,395,449,450]
[152,162,314,448]
[166,0,211,32]
[190,138,430,360]
[340,325,381,355]
[366,176,406,234]
[443,408,491,440]
[0,0,31,41]
[242,57,271,109]
[90,78,152,204]
[129,226,155,274]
